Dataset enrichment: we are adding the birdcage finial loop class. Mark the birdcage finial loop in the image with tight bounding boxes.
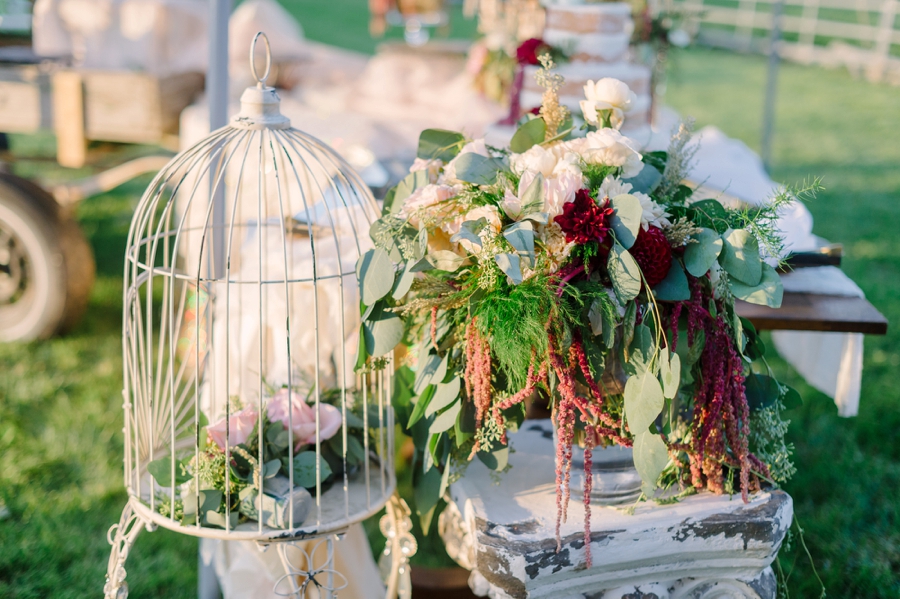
[250,31,272,88]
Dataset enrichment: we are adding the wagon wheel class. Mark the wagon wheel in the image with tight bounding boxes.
[0,172,95,341]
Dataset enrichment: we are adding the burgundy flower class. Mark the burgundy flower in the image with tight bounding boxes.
[553,189,614,245]
[629,225,673,287]
[516,38,549,65]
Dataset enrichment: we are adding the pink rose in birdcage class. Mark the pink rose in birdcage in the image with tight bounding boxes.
[207,407,259,450]
[267,389,342,450]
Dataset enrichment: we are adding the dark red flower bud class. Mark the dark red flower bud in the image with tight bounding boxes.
[553,189,614,245]
[629,225,673,287]
[516,38,548,65]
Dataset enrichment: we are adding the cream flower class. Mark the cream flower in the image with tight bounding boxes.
[540,222,576,273]
[409,157,443,183]
[580,78,636,130]
[398,184,458,227]
[453,205,502,254]
[567,129,643,179]
[440,139,489,183]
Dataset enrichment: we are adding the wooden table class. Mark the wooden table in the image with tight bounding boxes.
[736,292,888,335]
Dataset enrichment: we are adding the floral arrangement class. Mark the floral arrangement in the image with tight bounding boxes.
[354,59,802,563]
[148,381,374,529]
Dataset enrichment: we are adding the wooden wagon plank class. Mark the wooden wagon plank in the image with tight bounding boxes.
[736,292,888,334]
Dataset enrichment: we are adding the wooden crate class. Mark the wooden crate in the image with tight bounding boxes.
[0,65,52,134]
[49,69,204,167]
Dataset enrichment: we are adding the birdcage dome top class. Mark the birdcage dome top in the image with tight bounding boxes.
[121,33,394,543]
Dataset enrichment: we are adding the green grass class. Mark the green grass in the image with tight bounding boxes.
[0,24,898,599]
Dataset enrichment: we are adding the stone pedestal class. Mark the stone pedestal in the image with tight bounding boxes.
[440,421,792,599]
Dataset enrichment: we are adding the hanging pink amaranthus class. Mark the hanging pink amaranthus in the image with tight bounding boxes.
[671,278,770,501]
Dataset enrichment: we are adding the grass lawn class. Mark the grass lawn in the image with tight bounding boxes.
[0,11,898,598]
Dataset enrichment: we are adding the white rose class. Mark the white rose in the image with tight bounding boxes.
[577,129,644,179]
[440,139,490,184]
[580,78,636,130]
[510,143,558,179]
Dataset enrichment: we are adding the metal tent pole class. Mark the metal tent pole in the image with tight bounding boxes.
[761,0,785,173]
[207,0,231,280]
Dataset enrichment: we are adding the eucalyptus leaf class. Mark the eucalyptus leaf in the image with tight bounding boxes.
[691,199,730,233]
[684,228,724,277]
[520,173,544,217]
[425,377,461,417]
[503,221,535,267]
[660,349,681,399]
[522,212,550,225]
[430,250,466,272]
[719,229,762,286]
[417,129,465,161]
[414,464,443,521]
[390,170,429,214]
[621,163,663,195]
[362,305,404,357]
[414,353,443,394]
[653,261,691,301]
[609,194,643,249]
[410,256,434,272]
[745,373,782,411]
[407,384,436,428]
[356,248,395,306]
[623,301,637,352]
[353,324,367,372]
[429,400,462,434]
[148,455,193,487]
[624,370,665,434]
[608,245,642,303]
[450,218,486,248]
[292,451,333,489]
[495,253,523,285]
[633,430,669,494]
[509,117,546,153]
[477,445,509,471]
[391,260,416,300]
[730,262,783,308]
[453,153,499,185]
[627,324,654,376]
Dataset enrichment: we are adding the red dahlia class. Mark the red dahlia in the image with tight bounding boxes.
[516,38,549,65]
[554,189,614,245]
[629,226,673,287]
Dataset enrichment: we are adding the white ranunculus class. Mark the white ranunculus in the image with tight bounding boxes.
[440,139,490,183]
[581,78,636,130]
[569,128,643,179]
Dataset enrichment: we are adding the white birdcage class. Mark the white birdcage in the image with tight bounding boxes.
[104,34,396,599]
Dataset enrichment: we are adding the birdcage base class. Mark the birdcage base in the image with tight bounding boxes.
[270,536,350,599]
[127,466,395,543]
[103,502,154,599]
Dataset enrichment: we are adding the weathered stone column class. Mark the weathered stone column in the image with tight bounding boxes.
[440,420,792,599]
